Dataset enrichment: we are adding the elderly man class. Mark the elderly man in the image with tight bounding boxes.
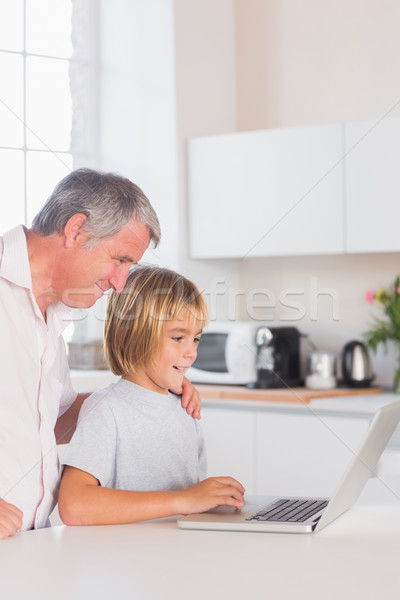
[0,168,201,538]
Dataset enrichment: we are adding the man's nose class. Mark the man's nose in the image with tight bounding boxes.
[109,267,130,293]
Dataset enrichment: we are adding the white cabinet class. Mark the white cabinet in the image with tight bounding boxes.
[344,116,400,253]
[201,405,256,493]
[188,123,344,259]
[255,411,369,497]
[201,402,371,496]
[188,116,400,258]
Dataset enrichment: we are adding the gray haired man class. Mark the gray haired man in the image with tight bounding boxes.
[0,168,201,538]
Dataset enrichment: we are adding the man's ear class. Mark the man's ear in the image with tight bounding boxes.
[64,213,88,248]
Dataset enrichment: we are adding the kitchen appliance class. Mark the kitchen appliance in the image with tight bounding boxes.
[186,321,258,385]
[186,322,302,386]
[305,351,337,389]
[251,326,302,389]
[341,340,374,387]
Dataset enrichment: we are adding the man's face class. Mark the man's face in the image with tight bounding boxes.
[58,219,151,309]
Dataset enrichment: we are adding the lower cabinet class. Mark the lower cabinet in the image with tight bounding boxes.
[255,411,369,497]
[201,405,257,493]
[201,403,370,496]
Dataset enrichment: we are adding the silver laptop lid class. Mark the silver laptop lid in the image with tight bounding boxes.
[315,398,400,531]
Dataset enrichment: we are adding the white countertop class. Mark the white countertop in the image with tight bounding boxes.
[70,370,399,416]
[310,392,400,411]
[2,476,400,600]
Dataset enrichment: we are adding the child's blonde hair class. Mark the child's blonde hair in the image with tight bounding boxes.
[104,265,208,376]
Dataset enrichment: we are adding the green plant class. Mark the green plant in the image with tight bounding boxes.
[364,276,400,391]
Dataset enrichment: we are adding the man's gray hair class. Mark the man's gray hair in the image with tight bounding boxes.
[31,168,161,247]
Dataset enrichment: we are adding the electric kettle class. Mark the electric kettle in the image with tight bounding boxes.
[341,340,374,387]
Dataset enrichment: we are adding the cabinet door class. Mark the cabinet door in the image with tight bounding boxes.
[255,411,369,497]
[188,123,344,259]
[345,116,400,253]
[201,405,256,494]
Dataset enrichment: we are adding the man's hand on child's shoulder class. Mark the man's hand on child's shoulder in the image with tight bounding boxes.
[173,377,201,420]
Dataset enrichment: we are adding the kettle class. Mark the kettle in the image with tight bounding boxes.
[341,341,374,387]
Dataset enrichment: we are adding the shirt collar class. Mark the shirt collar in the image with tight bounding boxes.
[0,225,33,290]
[1,225,72,329]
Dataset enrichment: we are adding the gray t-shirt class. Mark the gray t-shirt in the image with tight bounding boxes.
[62,378,207,491]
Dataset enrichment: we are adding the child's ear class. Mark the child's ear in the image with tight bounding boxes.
[64,213,89,248]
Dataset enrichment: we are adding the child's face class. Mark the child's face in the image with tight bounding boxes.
[136,316,203,395]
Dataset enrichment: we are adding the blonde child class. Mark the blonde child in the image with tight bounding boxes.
[58,265,245,525]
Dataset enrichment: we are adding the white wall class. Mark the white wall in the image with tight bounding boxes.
[94,0,400,386]
[234,0,400,386]
[173,0,240,317]
[72,0,180,342]
[235,0,400,129]
[237,253,399,385]
[99,0,179,271]
[97,0,240,321]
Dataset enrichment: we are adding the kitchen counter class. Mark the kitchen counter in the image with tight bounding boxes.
[193,383,384,403]
[71,370,392,419]
[3,476,400,600]
[70,369,384,408]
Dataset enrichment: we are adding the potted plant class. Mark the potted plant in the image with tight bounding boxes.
[364,276,400,392]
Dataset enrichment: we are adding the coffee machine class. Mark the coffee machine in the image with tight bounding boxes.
[250,326,302,389]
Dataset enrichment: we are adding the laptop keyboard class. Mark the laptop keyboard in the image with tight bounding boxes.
[245,498,329,523]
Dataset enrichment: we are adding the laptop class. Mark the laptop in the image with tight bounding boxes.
[178,399,400,534]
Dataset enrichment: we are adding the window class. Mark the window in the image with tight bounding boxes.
[0,0,96,234]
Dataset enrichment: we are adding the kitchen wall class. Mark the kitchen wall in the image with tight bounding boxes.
[97,0,240,322]
[99,0,179,271]
[233,0,400,386]
[173,0,240,313]
[70,0,182,342]
[235,0,400,129]
[95,1,400,386]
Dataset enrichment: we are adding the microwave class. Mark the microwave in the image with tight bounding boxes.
[186,321,258,385]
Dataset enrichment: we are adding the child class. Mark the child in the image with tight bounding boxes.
[58,265,245,525]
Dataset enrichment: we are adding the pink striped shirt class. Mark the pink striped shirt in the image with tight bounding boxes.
[0,226,76,530]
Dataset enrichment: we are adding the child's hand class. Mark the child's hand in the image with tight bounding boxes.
[177,477,246,515]
[173,377,201,419]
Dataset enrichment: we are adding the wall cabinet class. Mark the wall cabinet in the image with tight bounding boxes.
[188,116,400,258]
[188,124,344,259]
[344,116,400,253]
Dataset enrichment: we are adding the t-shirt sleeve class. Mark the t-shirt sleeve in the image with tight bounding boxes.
[196,421,208,480]
[62,393,116,487]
